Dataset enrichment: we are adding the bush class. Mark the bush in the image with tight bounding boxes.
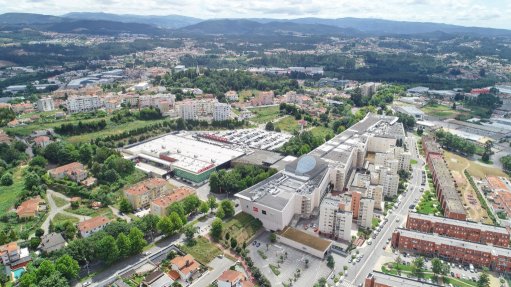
[0,172,13,186]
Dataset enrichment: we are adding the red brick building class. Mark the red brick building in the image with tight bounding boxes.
[406,212,510,247]
[364,271,440,287]
[392,229,511,273]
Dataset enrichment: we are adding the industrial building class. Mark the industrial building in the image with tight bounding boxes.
[123,133,245,185]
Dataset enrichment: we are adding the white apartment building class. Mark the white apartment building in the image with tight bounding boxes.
[224,90,239,102]
[66,96,103,114]
[37,97,55,112]
[138,94,176,109]
[213,103,231,121]
[176,98,218,120]
[382,170,399,197]
[358,197,375,228]
[319,197,353,241]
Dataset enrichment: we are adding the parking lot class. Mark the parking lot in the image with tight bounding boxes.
[247,231,332,287]
[213,129,293,151]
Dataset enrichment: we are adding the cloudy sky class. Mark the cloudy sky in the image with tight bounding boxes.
[1,0,511,29]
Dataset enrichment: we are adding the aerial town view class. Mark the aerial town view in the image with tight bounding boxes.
[1,1,511,287]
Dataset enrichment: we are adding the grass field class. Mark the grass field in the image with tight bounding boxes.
[66,206,114,219]
[223,212,262,244]
[0,166,26,215]
[416,191,442,215]
[5,116,109,137]
[382,262,478,287]
[274,116,300,133]
[66,119,167,143]
[310,126,335,141]
[52,213,80,225]
[421,104,460,118]
[247,106,280,124]
[179,236,222,264]
[52,195,68,208]
[238,89,261,103]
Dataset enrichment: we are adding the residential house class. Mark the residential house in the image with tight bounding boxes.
[48,162,88,183]
[124,178,171,209]
[38,232,66,253]
[217,270,255,287]
[16,196,43,219]
[33,135,52,148]
[170,254,201,281]
[141,269,174,287]
[77,216,110,238]
[0,242,31,269]
[150,187,195,217]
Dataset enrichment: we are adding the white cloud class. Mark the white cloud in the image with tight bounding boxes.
[0,0,509,29]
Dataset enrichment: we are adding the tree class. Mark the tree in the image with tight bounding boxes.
[265,122,275,131]
[199,201,210,214]
[29,155,47,168]
[477,269,490,287]
[119,198,133,213]
[270,233,277,243]
[326,254,335,269]
[55,254,80,279]
[183,225,197,244]
[168,212,184,231]
[24,172,41,191]
[220,200,235,218]
[128,227,147,255]
[182,195,201,214]
[0,172,13,186]
[37,271,68,287]
[168,202,187,223]
[209,172,221,193]
[208,196,218,210]
[116,233,132,258]
[210,218,223,240]
[157,216,175,235]
[96,235,120,265]
[216,206,225,219]
[431,258,442,278]
[412,256,425,278]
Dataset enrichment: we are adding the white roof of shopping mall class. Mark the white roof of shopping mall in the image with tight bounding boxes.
[124,133,245,174]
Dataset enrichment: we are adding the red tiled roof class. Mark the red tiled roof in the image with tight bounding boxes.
[218,270,245,283]
[77,216,110,233]
[170,254,200,275]
[33,136,50,143]
[16,197,42,217]
[125,178,168,196]
[151,187,195,208]
[167,270,180,280]
[49,162,84,175]
[0,242,18,255]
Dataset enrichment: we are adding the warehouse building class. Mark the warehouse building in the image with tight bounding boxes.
[123,133,245,185]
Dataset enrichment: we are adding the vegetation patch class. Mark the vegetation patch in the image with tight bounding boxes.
[179,236,222,264]
[248,106,280,123]
[223,212,263,244]
[269,264,281,276]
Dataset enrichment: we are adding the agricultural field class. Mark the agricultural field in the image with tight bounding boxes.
[222,212,262,244]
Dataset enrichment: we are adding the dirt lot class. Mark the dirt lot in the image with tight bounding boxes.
[444,151,496,224]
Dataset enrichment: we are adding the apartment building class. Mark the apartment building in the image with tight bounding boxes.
[176,98,218,120]
[37,96,55,112]
[364,271,440,287]
[224,90,239,102]
[66,95,103,113]
[359,197,375,229]
[213,103,231,121]
[77,216,110,238]
[319,197,353,241]
[381,170,399,197]
[360,82,383,97]
[392,228,511,273]
[250,91,274,106]
[150,187,195,217]
[406,212,510,247]
[124,178,171,209]
[428,153,466,220]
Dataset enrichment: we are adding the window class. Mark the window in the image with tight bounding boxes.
[262,210,267,215]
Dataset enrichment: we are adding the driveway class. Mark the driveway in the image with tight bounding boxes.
[41,190,91,234]
[190,257,234,287]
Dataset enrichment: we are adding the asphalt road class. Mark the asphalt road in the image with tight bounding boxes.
[344,135,426,286]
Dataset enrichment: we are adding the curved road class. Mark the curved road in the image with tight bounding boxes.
[41,190,91,234]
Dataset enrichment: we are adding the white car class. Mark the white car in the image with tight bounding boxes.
[83,281,92,287]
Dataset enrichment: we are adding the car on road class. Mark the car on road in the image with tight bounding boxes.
[409,204,415,209]
[83,281,92,287]
[348,258,352,263]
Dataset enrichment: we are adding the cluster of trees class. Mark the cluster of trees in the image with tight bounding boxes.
[465,92,502,118]
[502,155,511,173]
[139,107,163,120]
[396,112,416,129]
[54,119,107,136]
[209,165,277,195]
[435,130,478,156]
[19,255,80,287]
[0,140,27,170]
[279,103,304,119]
[156,195,201,236]
[280,131,324,156]
[0,107,15,127]
[158,69,299,98]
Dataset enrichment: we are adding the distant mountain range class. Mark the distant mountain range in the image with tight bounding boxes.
[1,12,510,37]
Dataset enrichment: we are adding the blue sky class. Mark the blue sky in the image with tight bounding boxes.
[1,0,510,29]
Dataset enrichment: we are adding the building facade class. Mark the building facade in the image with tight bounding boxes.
[37,97,55,112]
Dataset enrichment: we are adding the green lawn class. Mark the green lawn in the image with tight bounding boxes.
[421,104,459,118]
[66,119,167,143]
[410,159,418,165]
[247,106,280,124]
[383,262,477,287]
[371,217,381,229]
[310,126,335,141]
[238,89,261,103]
[5,116,109,137]
[274,116,300,133]
[0,166,26,215]
[416,191,442,215]
[65,206,114,219]
[52,212,79,225]
[223,212,262,244]
[179,236,222,264]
